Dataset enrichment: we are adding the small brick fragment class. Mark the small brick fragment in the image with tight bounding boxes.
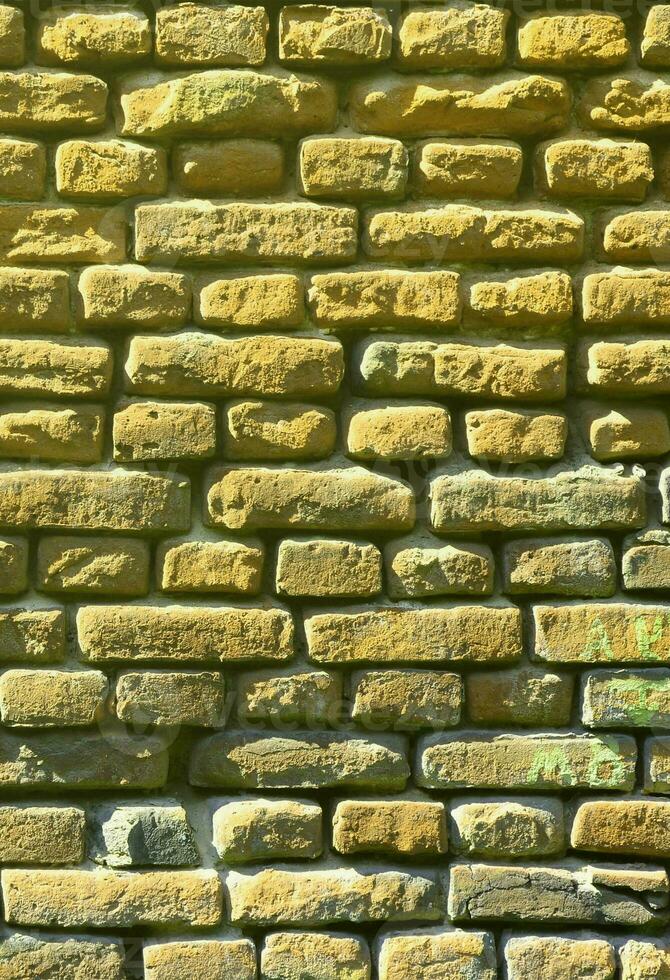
[620,940,670,979]
[0,608,65,665]
[0,268,70,332]
[623,532,670,591]
[468,271,573,327]
[198,274,302,329]
[585,406,670,460]
[641,7,670,66]
[0,139,45,199]
[385,535,493,599]
[0,538,27,595]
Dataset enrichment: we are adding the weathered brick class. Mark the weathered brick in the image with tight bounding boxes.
[397,4,507,69]
[601,209,670,262]
[309,270,461,329]
[0,668,107,726]
[332,800,447,857]
[518,13,629,69]
[502,538,616,597]
[357,339,566,401]
[77,604,293,665]
[0,934,125,980]
[449,863,666,926]
[620,940,670,979]
[155,3,268,66]
[276,538,382,598]
[466,667,574,727]
[116,670,227,728]
[534,603,670,664]
[306,605,521,665]
[579,338,670,396]
[213,798,322,862]
[92,802,199,868]
[0,138,46,199]
[580,75,670,132]
[623,532,670,591]
[351,669,462,731]
[586,406,670,460]
[136,201,356,266]
[364,205,583,264]
[0,608,65,665]
[0,204,124,264]
[583,669,670,728]
[431,467,645,533]
[227,866,441,927]
[79,264,190,329]
[641,6,670,66]
[299,137,406,199]
[113,401,216,462]
[350,73,570,138]
[0,267,70,332]
[0,71,107,131]
[0,6,23,66]
[572,799,670,857]
[0,337,111,398]
[175,139,283,196]
[646,737,670,793]
[36,8,150,65]
[414,140,522,199]
[198,273,301,329]
[145,939,256,980]
[279,5,391,65]
[0,805,85,864]
[450,798,565,858]
[536,139,653,201]
[207,465,414,532]
[385,535,493,599]
[465,409,567,463]
[583,270,670,326]
[119,69,336,139]
[0,537,27,594]
[2,869,221,929]
[190,731,409,790]
[346,402,452,460]
[378,930,496,980]
[0,730,168,788]
[468,271,573,327]
[37,535,150,596]
[0,470,189,533]
[0,406,104,463]
[237,668,342,727]
[224,401,336,460]
[262,932,370,980]
[56,140,167,199]
[159,539,264,594]
[125,333,343,398]
[505,937,615,980]
[417,733,636,791]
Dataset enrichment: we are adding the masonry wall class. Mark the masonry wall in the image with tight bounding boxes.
[2,0,670,977]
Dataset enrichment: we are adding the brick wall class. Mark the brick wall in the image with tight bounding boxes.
[0,0,669,976]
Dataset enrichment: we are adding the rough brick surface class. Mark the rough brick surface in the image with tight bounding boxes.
[0,2,667,973]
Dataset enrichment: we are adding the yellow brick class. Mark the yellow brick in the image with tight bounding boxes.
[262,932,369,980]
[468,271,573,327]
[116,670,226,728]
[0,805,84,864]
[0,338,111,398]
[279,5,391,64]
[465,409,567,463]
[145,940,256,980]
[0,268,70,332]
[0,71,107,131]
[585,406,670,460]
[0,668,108,726]
[56,139,167,198]
[174,139,283,196]
[332,800,447,857]
[0,139,45,199]
[79,265,190,329]
[0,538,27,595]
[397,4,508,69]
[518,13,629,69]
[0,204,124,264]
[413,140,522,199]
[346,402,452,460]
[197,274,303,328]
[580,75,670,132]
[582,269,670,326]
[275,537,382,597]
[299,136,407,199]
[36,8,150,65]
[641,7,670,67]
[536,139,653,201]
[113,401,217,461]
[579,339,670,396]
[37,535,150,595]
[159,539,264,594]
[155,3,268,66]
[0,6,24,66]
[0,406,104,463]
[225,399,336,461]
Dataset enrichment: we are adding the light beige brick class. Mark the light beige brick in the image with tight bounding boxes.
[641,6,670,66]
[213,798,322,862]
[2,869,222,929]
[0,338,111,399]
[502,538,616,598]
[279,5,391,64]
[397,4,508,69]
[0,805,85,864]
[465,409,567,463]
[56,140,166,199]
[620,940,670,979]
[414,140,522,199]
[113,401,217,462]
[0,268,70,332]
[346,402,451,461]
[585,406,670,460]
[0,668,108,726]
[378,930,497,980]
[159,539,264,594]
[518,12,629,68]
[0,71,107,131]
[0,139,45,199]
[468,271,573,327]
[332,800,447,857]
[299,137,406,199]
[0,538,27,595]
[0,6,23,66]
[262,932,370,980]
[450,798,565,858]
[224,400,336,460]
[155,3,268,66]
[37,535,150,596]
[116,670,226,728]
[36,8,150,65]
[276,538,382,598]
[175,139,283,196]
[309,270,461,329]
[385,536,494,599]
[197,274,302,329]
[144,939,256,980]
[79,265,190,329]
[0,405,104,463]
